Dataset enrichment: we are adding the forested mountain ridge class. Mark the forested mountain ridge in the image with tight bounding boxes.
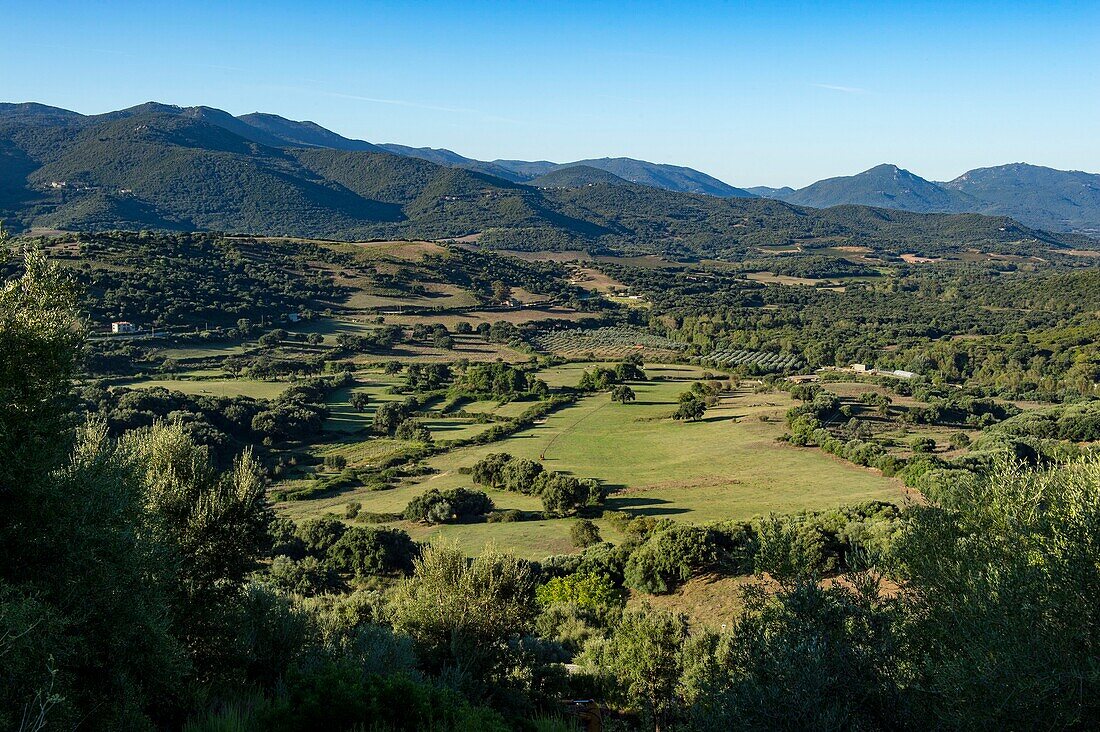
[757,162,1100,236]
[944,163,1100,236]
[0,101,749,197]
[528,164,631,188]
[781,163,975,212]
[0,102,1092,257]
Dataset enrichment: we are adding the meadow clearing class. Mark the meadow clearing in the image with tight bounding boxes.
[279,363,904,558]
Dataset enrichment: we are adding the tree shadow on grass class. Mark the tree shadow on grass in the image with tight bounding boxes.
[604,495,691,516]
[699,414,741,423]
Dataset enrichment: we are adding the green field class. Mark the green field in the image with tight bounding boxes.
[278,363,902,558]
[115,376,289,399]
[323,375,407,435]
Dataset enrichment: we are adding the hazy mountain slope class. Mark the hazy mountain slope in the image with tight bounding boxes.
[239,112,385,152]
[563,157,754,197]
[490,159,559,179]
[784,164,972,212]
[746,185,796,198]
[489,157,754,197]
[529,165,630,188]
[0,102,86,124]
[945,163,1100,236]
[377,144,525,180]
[530,183,1079,258]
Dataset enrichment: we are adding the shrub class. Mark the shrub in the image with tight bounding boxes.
[472,452,513,488]
[912,436,937,453]
[403,488,494,524]
[571,519,603,548]
[371,402,405,435]
[295,516,347,556]
[395,418,433,443]
[389,545,538,693]
[624,525,730,594]
[949,432,972,449]
[502,457,544,494]
[537,572,622,610]
[267,555,336,596]
[538,472,605,516]
[327,526,419,578]
[673,394,707,421]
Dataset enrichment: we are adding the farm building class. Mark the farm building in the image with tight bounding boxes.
[111,321,138,334]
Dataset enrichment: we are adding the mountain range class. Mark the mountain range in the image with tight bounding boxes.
[0,101,1093,257]
[756,163,1100,237]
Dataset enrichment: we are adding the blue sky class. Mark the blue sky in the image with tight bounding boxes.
[4,1,1098,187]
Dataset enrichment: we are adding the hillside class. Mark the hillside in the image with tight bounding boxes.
[377,144,524,180]
[529,165,630,188]
[560,157,754,197]
[746,185,795,198]
[238,112,386,152]
[781,164,972,212]
[755,162,1100,237]
[535,184,1077,258]
[944,163,1100,237]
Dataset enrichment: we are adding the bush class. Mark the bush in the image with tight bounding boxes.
[372,402,405,435]
[295,516,347,556]
[389,545,539,696]
[912,436,937,453]
[267,555,336,596]
[673,394,706,421]
[624,525,728,594]
[326,526,419,578]
[395,418,433,443]
[571,519,603,548]
[502,457,544,494]
[949,432,972,449]
[472,452,513,488]
[538,472,605,516]
[403,488,494,524]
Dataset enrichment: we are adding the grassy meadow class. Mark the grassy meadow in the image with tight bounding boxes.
[278,363,903,558]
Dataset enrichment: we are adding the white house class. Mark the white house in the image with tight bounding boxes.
[111,321,137,334]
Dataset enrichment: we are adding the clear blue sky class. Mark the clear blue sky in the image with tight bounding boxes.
[5,1,1098,187]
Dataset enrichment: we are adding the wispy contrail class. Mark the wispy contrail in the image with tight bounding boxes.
[277,86,520,123]
[812,83,867,94]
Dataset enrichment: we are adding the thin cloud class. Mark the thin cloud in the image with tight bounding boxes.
[812,83,868,94]
[277,86,520,124]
